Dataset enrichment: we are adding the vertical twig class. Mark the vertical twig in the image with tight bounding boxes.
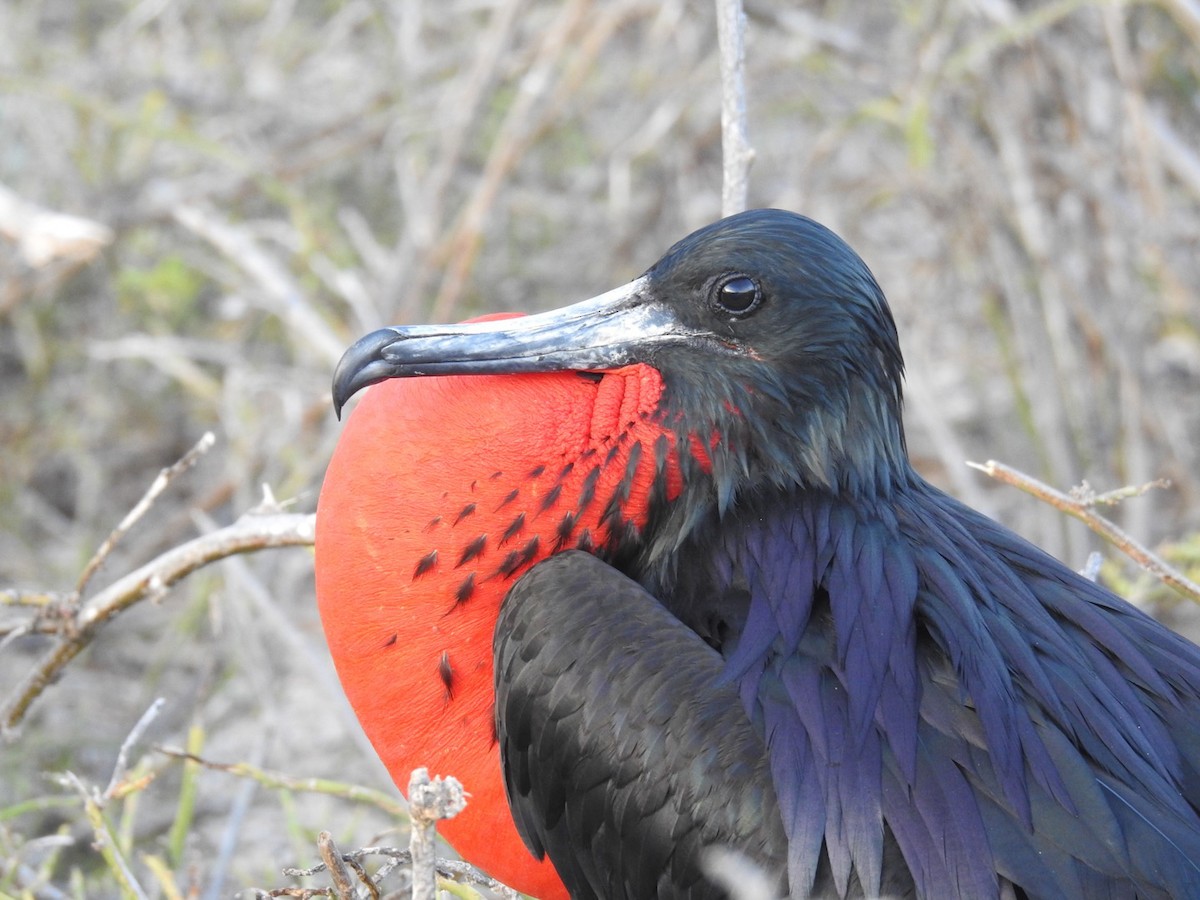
[76,433,216,597]
[407,768,467,900]
[317,831,357,900]
[714,0,755,216]
[103,697,166,800]
[54,772,150,900]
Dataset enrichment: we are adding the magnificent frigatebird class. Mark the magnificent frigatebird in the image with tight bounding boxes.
[316,209,1200,899]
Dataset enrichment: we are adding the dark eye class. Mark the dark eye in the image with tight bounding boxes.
[713,275,761,316]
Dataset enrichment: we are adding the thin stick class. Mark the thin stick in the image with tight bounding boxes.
[407,768,467,900]
[155,746,407,818]
[104,697,166,800]
[968,460,1200,604]
[0,590,70,608]
[279,845,521,897]
[1070,478,1172,507]
[317,832,357,900]
[714,0,755,216]
[53,771,150,900]
[2,512,315,733]
[77,433,216,600]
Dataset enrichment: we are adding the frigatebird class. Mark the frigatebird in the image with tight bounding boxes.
[316,209,1200,899]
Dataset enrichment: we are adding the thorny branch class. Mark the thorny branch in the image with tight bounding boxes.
[968,459,1200,605]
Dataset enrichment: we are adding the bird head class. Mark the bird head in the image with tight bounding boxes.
[336,210,909,519]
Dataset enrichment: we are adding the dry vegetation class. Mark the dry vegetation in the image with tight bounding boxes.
[2,0,1199,897]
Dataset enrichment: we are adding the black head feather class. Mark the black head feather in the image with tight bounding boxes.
[646,211,908,502]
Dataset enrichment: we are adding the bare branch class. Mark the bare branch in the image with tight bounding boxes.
[274,836,519,899]
[0,592,77,645]
[155,746,406,819]
[407,768,467,900]
[316,832,357,900]
[77,432,216,597]
[104,697,166,801]
[0,589,73,609]
[52,771,150,900]
[2,512,315,735]
[968,460,1200,604]
[715,0,755,216]
[1069,477,1173,508]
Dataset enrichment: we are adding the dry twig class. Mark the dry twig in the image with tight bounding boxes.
[1,430,316,734]
[317,831,359,900]
[155,747,407,819]
[2,510,315,733]
[50,770,149,900]
[714,0,755,216]
[77,433,216,597]
[27,703,191,898]
[103,697,166,801]
[270,830,518,897]
[407,768,467,900]
[968,459,1200,604]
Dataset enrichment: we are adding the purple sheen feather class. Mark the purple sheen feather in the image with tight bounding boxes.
[759,530,816,648]
[721,591,781,683]
[916,550,1032,823]
[1032,724,1127,865]
[910,744,1001,898]
[1013,713,1076,815]
[968,786,1087,896]
[879,760,958,898]
[877,664,920,785]
[763,697,825,896]
[835,723,885,896]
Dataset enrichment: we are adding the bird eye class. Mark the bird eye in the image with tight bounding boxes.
[713,275,761,317]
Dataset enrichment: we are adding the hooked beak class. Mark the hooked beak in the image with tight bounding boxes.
[332,276,700,417]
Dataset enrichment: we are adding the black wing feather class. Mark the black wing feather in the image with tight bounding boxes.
[494,551,788,900]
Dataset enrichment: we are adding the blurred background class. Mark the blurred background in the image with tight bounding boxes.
[2,0,1199,896]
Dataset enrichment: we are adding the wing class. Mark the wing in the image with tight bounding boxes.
[931,493,1200,899]
[494,550,788,900]
[711,488,1200,900]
